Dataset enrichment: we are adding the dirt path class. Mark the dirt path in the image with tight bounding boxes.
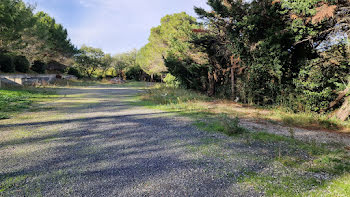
[0,86,347,196]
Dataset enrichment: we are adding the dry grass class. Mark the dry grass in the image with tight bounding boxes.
[139,85,350,133]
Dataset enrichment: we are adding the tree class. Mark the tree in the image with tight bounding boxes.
[33,12,76,60]
[74,45,104,78]
[13,55,30,73]
[0,53,15,73]
[0,0,34,53]
[31,60,46,74]
[137,12,199,80]
[136,44,165,80]
[101,53,113,77]
[113,49,138,79]
[162,0,349,117]
[0,0,76,73]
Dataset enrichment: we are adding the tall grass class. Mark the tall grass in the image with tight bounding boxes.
[139,84,350,132]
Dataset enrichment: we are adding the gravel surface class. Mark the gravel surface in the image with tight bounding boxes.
[0,86,342,196]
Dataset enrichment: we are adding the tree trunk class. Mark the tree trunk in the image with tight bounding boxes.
[208,71,215,97]
[328,87,350,110]
[231,67,235,100]
[333,96,350,121]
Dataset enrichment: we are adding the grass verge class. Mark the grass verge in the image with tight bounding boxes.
[134,84,350,133]
[131,84,350,196]
[0,87,57,120]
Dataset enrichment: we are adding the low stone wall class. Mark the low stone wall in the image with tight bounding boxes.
[0,74,77,87]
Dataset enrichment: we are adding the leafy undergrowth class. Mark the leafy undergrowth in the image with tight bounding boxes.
[135,84,350,132]
[134,84,350,196]
[0,87,56,120]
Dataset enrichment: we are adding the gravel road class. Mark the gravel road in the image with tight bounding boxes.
[0,86,339,196]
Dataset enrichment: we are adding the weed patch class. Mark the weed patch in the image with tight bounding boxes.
[0,87,56,119]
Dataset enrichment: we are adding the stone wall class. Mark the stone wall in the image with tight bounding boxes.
[0,74,76,87]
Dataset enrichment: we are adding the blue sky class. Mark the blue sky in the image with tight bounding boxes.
[23,0,210,55]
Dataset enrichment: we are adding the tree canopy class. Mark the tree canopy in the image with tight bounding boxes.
[158,0,350,116]
[136,12,200,78]
[0,0,76,67]
[74,45,105,78]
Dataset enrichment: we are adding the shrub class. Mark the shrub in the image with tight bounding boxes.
[125,65,143,80]
[31,60,46,74]
[0,53,15,73]
[219,114,246,135]
[13,55,30,73]
[47,61,67,73]
[67,67,82,78]
[163,73,180,87]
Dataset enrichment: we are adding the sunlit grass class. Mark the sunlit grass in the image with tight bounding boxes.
[135,84,350,133]
[133,84,350,196]
[0,87,57,120]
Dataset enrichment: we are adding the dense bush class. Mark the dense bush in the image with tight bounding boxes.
[31,60,46,74]
[13,55,30,73]
[67,67,82,78]
[0,53,15,73]
[125,65,143,81]
[163,73,180,87]
[161,0,350,115]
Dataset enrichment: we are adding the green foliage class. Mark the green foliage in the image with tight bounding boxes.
[0,0,76,67]
[31,60,46,74]
[137,12,199,77]
[0,0,34,52]
[163,73,180,87]
[113,49,138,79]
[34,12,76,58]
[66,67,82,79]
[218,114,246,135]
[13,55,30,73]
[294,44,350,112]
[150,0,350,117]
[0,53,15,73]
[74,45,104,78]
[125,64,143,81]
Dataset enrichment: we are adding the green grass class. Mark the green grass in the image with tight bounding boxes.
[239,172,321,197]
[0,174,28,193]
[133,84,350,196]
[134,84,350,132]
[0,87,56,119]
[307,173,350,196]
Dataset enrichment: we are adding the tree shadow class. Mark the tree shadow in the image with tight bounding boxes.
[1,86,348,196]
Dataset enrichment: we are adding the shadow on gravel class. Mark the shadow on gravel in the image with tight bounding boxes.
[0,112,169,130]
[2,86,345,196]
[0,111,256,196]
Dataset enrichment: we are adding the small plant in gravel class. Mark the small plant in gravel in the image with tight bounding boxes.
[288,128,295,139]
[219,114,246,136]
